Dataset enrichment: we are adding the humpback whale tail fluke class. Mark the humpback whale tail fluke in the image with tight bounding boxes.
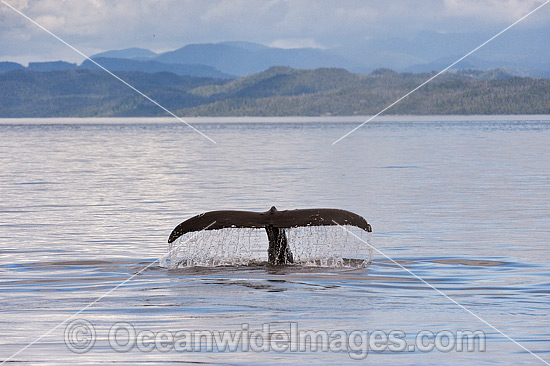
[168,207,372,266]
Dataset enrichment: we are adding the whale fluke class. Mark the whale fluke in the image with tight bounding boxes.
[168,206,372,265]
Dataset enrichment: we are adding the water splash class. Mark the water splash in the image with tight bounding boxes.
[160,226,372,268]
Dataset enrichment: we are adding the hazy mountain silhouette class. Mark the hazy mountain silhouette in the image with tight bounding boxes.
[91,47,158,60]
[0,61,24,73]
[27,61,78,72]
[80,57,233,78]
[154,42,358,76]
[2,27,549,77]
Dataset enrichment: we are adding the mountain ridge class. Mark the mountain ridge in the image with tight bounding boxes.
[2,34,549,78]
[80,57,233,79]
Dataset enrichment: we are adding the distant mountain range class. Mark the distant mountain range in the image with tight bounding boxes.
[0,41,358,79]
[339,28,550,77]
[1,34,548,117]
[79,58,232,79]
[1,29,548,78]
[153,42,357,76]
[91,47,158,60]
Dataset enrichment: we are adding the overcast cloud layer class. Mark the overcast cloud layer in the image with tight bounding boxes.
[0,0,548,65]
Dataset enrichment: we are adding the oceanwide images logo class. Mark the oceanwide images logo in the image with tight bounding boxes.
[64,320,486,359]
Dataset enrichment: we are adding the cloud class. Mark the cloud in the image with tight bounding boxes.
[269,38,326,49]
[1,0,548,64]
[443,0,546,22]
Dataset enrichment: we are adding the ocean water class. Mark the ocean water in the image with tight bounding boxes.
[1,116,549,365]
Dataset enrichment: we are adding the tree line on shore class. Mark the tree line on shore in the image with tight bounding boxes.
[1,66,549,117]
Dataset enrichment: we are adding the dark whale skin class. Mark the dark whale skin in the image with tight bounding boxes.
[168,206,371,243]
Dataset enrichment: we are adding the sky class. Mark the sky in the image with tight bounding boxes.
[0,0,548,65]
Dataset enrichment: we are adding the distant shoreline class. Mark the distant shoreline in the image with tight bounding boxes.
[3,68,549,118]
[1,115,549,125]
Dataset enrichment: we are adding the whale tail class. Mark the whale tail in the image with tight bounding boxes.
[168,206,372,265]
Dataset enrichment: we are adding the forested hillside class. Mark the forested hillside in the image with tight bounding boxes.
[1,67,549,117]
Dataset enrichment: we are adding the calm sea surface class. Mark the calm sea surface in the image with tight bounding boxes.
[1,116,549,365]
